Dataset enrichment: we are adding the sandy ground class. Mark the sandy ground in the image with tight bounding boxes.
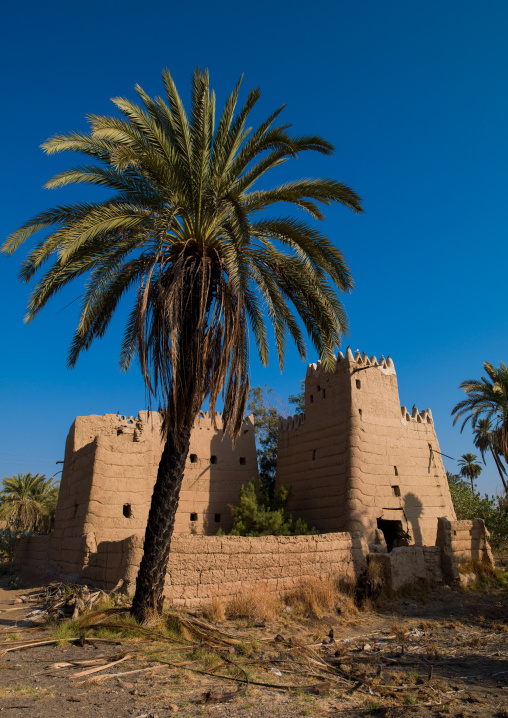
[0,566,506,718]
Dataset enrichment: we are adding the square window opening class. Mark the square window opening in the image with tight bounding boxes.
[356,379,361,389]
[123,504,132,518]
[214,513,221,523]
[210,455,217,464]
[190,512,198,522]
[239,457,246,465]
[392,485,401,497]
[190,453,198,463]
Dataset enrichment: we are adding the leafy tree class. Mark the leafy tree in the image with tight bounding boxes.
[248,382,306,503]
[473,418,507,493]
[452,361,508,472]
[227,478,316,536]
[247,386,280,503]
[457,453,482,491]
[0,473,59,535]
[287,380,305,413]
[447,472,508,551]
[3,69,362,622]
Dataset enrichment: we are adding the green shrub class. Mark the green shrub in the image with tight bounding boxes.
[0,530,19,565]
[227,478,316,536]
[447,472,508,550]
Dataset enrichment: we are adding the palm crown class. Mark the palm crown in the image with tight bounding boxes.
[0,473,59,534]
[452,361,508,473]
[3,69,363,620]
[3,68,362,437]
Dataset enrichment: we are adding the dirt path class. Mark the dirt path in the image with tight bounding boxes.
[0,568,506,718]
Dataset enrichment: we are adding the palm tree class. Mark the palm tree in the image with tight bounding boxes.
[452,361,508,469]
[457,453,482,491]
[472,418,507,493]
[2,69,363,622]
[0,473,58,535]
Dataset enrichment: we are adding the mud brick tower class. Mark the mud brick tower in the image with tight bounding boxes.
[276,349,456,547]
[49,411,257,574]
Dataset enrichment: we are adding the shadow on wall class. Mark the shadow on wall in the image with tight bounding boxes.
[404,493,423,546]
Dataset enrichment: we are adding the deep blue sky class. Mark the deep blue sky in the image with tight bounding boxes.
[1,1,507,495]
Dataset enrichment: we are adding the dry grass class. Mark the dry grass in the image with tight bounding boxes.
[226,585,282,622]
[286,576,336,618]
[366,560,385,581]
[201,596,225,623]
[390,619,407,642]
[285,575,358,619]
[425,642,442,660]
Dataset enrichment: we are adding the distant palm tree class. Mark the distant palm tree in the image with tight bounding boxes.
[473,418,507,493]
[0,473,59,535]
[2,69,362,622]
[457,453,482,491]
[452,361,508,470]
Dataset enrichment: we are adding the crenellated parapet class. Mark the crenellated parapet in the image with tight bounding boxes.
[400,405,434,425]
[278,413,306,433]
[305,347,396,377]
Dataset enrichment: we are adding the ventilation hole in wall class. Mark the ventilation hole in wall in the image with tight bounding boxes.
[215,513,221,523]
[189,453,197,463]
[123,504,132,518]
[322,389,326,398]
[310,395,314,403]
[394,465,398,476]
[392,485,401,497]
[190,512,198,521]
[239,457,246,465]
[210,455,217,464]
[356,379,361,389]
[317,385,321,392]
[73,504,78,518]
[117,428,123,436]
[453,530,457,536]
[359,408,363,419]
[243,429,249,433]
[312,449,316,461]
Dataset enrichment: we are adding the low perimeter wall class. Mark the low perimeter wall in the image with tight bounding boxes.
[16,531,369,608]
[15,519,494,606]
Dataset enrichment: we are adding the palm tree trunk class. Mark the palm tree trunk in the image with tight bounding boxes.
[131,426,191,623]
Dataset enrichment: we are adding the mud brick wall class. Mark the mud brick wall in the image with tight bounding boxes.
[14,534,51,568]
[77,531,368,607]
[436,517,495,582]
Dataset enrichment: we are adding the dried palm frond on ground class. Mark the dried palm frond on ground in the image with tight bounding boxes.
[0,571,507,717]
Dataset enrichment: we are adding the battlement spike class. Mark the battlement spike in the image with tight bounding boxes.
[386,356,395,369]
[401,405,407,417]
[370,355,378,365]
[337,351,344,361]
[345,346,354,361]
[354,350,362,362]
[362,352,370,365]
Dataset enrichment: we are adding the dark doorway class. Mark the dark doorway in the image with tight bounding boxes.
[377,518,406,552]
